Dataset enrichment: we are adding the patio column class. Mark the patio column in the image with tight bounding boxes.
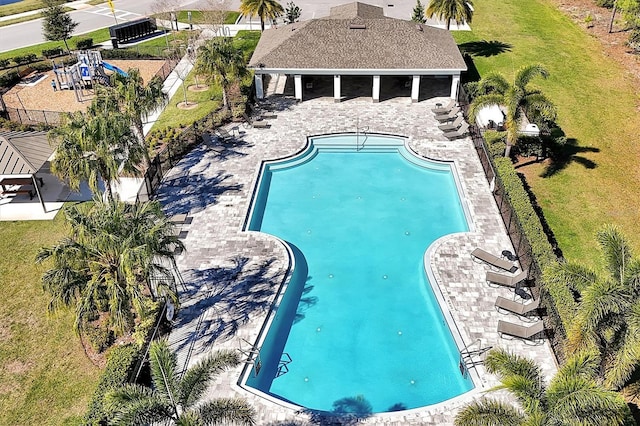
[334,74,341,103]
[294,74,303,101]
[450,73,461,100]
[372,75,380,103]
[254,74,264,100]
[411,75,421,103]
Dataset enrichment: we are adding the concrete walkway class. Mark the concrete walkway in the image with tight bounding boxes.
[156,92,557,425]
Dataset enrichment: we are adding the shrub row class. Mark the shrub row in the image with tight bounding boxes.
[84,344,140,425]
[493,157,577,336]
[42,47,64,58]
[100,49,159,60]
[76,38,94,50]
[12,53,37,65]
[0,70,20,88]
[0,117,53,132]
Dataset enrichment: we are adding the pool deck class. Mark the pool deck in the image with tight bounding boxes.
[158,95,558,425]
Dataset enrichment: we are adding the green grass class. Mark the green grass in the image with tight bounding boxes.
[0,28,111,61]
[453,0,640,262]
[0,216,101,425]
[151,30,260,132]
[0,0,59,17]
[175,10,240,25]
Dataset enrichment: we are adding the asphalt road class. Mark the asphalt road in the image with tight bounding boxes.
[0,0,416,53]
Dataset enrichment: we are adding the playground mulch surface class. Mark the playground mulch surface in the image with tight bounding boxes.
[3,59,167,114]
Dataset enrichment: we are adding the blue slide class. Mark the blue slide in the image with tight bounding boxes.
[102,61,129,77]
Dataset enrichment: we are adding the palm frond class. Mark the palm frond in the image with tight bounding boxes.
[543,261,597,295]
[597,224,632,284]
[468,94,505,125]
[106,384,175,426]
[149,340,180,405]
[178,349,241,408]
[454,398,526,426]
[514,64,549,90]
[197,397,256,426]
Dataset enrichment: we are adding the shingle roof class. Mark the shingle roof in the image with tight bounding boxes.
[249,1,466,72]
[0,131,53,176]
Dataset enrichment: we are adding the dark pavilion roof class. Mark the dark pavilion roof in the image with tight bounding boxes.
[0,131,53,176]
[249,1,467,72]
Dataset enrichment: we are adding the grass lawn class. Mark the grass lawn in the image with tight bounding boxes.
[0,0,54,17]
[453,0,640,263]
[0,28,111,61]
[175,10,241,25]
[0,216,100,426]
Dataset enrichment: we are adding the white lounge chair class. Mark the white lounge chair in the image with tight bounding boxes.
[495,296,540,320]
[431,99,456,114]
[471,248,518,272]
[486,269,530,288]
[443,122,470,140]
[497,320,545,344]
[438,115,464,132]
[434,107,461,122]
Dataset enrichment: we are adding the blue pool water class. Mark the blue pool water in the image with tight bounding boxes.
[0,0,22,5]
[244,134,473,413]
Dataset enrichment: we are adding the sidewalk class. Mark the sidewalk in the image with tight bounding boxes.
[0,0,94,22]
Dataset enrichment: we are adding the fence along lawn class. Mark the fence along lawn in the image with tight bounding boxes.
[453,0,640,263]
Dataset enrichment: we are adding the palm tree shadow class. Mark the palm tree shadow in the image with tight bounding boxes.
[539,136,599,178]
[170,256,284,358]
[459,40,512,57]
[156,170,242,215]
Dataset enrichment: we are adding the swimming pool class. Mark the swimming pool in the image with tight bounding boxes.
[242,134,474,414]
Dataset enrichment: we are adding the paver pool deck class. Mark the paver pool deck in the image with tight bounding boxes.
[157,93,558,425]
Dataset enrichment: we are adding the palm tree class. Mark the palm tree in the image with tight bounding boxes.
[544,225,640,396]
[425,0,474,30]
[468,64,557,157]
[239,0,284,31]
[454,348,630,425]
[36,199,183,336]
[109,69,166,167]
[106,339,255,425]
[196,38,248,111]
[48,105,145,203]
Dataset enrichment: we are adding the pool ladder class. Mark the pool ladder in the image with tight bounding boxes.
[458,339,492,379]
[355,117,369,151]
[238,339,293,378]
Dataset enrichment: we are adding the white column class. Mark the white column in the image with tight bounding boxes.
[411,75,421,103]
[294,74,303,101]
[254,74,264,99]
[334,74,341,103]
[450,73,461,100]
[372,75,380,103]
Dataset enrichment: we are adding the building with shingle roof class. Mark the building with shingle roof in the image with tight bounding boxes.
[249,1,467,102]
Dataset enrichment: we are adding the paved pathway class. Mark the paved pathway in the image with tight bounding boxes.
[156,91,557,425]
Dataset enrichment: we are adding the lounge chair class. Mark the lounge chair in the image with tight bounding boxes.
[443,122,470,140]
[438,115,464,132]
[471,248,518,272]
[243,112,270,128]
[497,320,545,344]
[486,269,530,289]
[169,213,188,224]
[215,127,235,142]
[431,99,456,114]
[495,296,540,320]
[434,107,461,122]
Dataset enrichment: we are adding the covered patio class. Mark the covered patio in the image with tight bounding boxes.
[249,2,467,103]
[0,131,90,220]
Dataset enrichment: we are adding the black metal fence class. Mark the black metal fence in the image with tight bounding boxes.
[461,89,566,361]
[5,107,62,125]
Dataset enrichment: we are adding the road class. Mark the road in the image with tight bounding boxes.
[0,0,416,53]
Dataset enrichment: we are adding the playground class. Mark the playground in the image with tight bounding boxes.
[2,56,166,114]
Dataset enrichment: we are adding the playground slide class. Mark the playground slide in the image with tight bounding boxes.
[102,61,129,77]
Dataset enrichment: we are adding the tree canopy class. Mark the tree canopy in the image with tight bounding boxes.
[41,0,79,52]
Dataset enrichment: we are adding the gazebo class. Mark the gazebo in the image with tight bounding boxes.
[0,131,53,212]
[248,2,467,103]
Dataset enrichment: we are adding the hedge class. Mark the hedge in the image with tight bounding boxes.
[100,49,159,60]
[494,157,577,337]
[76,38,94,50]
[42,47,63,58]
[12,53,37,65]
[84,344,140,425]
[0,70,20,88]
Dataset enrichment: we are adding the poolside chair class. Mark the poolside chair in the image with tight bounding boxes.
[169,213,188,224]
[486,269,530,289]
[434,107,461,123]
[431,99,456,114]
[495,296,540,320]
[497,320,545,344]
[471,248,518,272]
[215,127,235,142]
[242,112,270,128]
[438,115,464,132]
[443,122,470,140]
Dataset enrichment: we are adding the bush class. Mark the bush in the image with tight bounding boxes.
[0,58,10,69]
[42,47,63,58]
[84,344,140,425]
[76,38,94,50]
[100,48,157,60]
[85,325,115,353]
[483,130,507,158]
[12,53,37,65]
[0,70,20,88]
